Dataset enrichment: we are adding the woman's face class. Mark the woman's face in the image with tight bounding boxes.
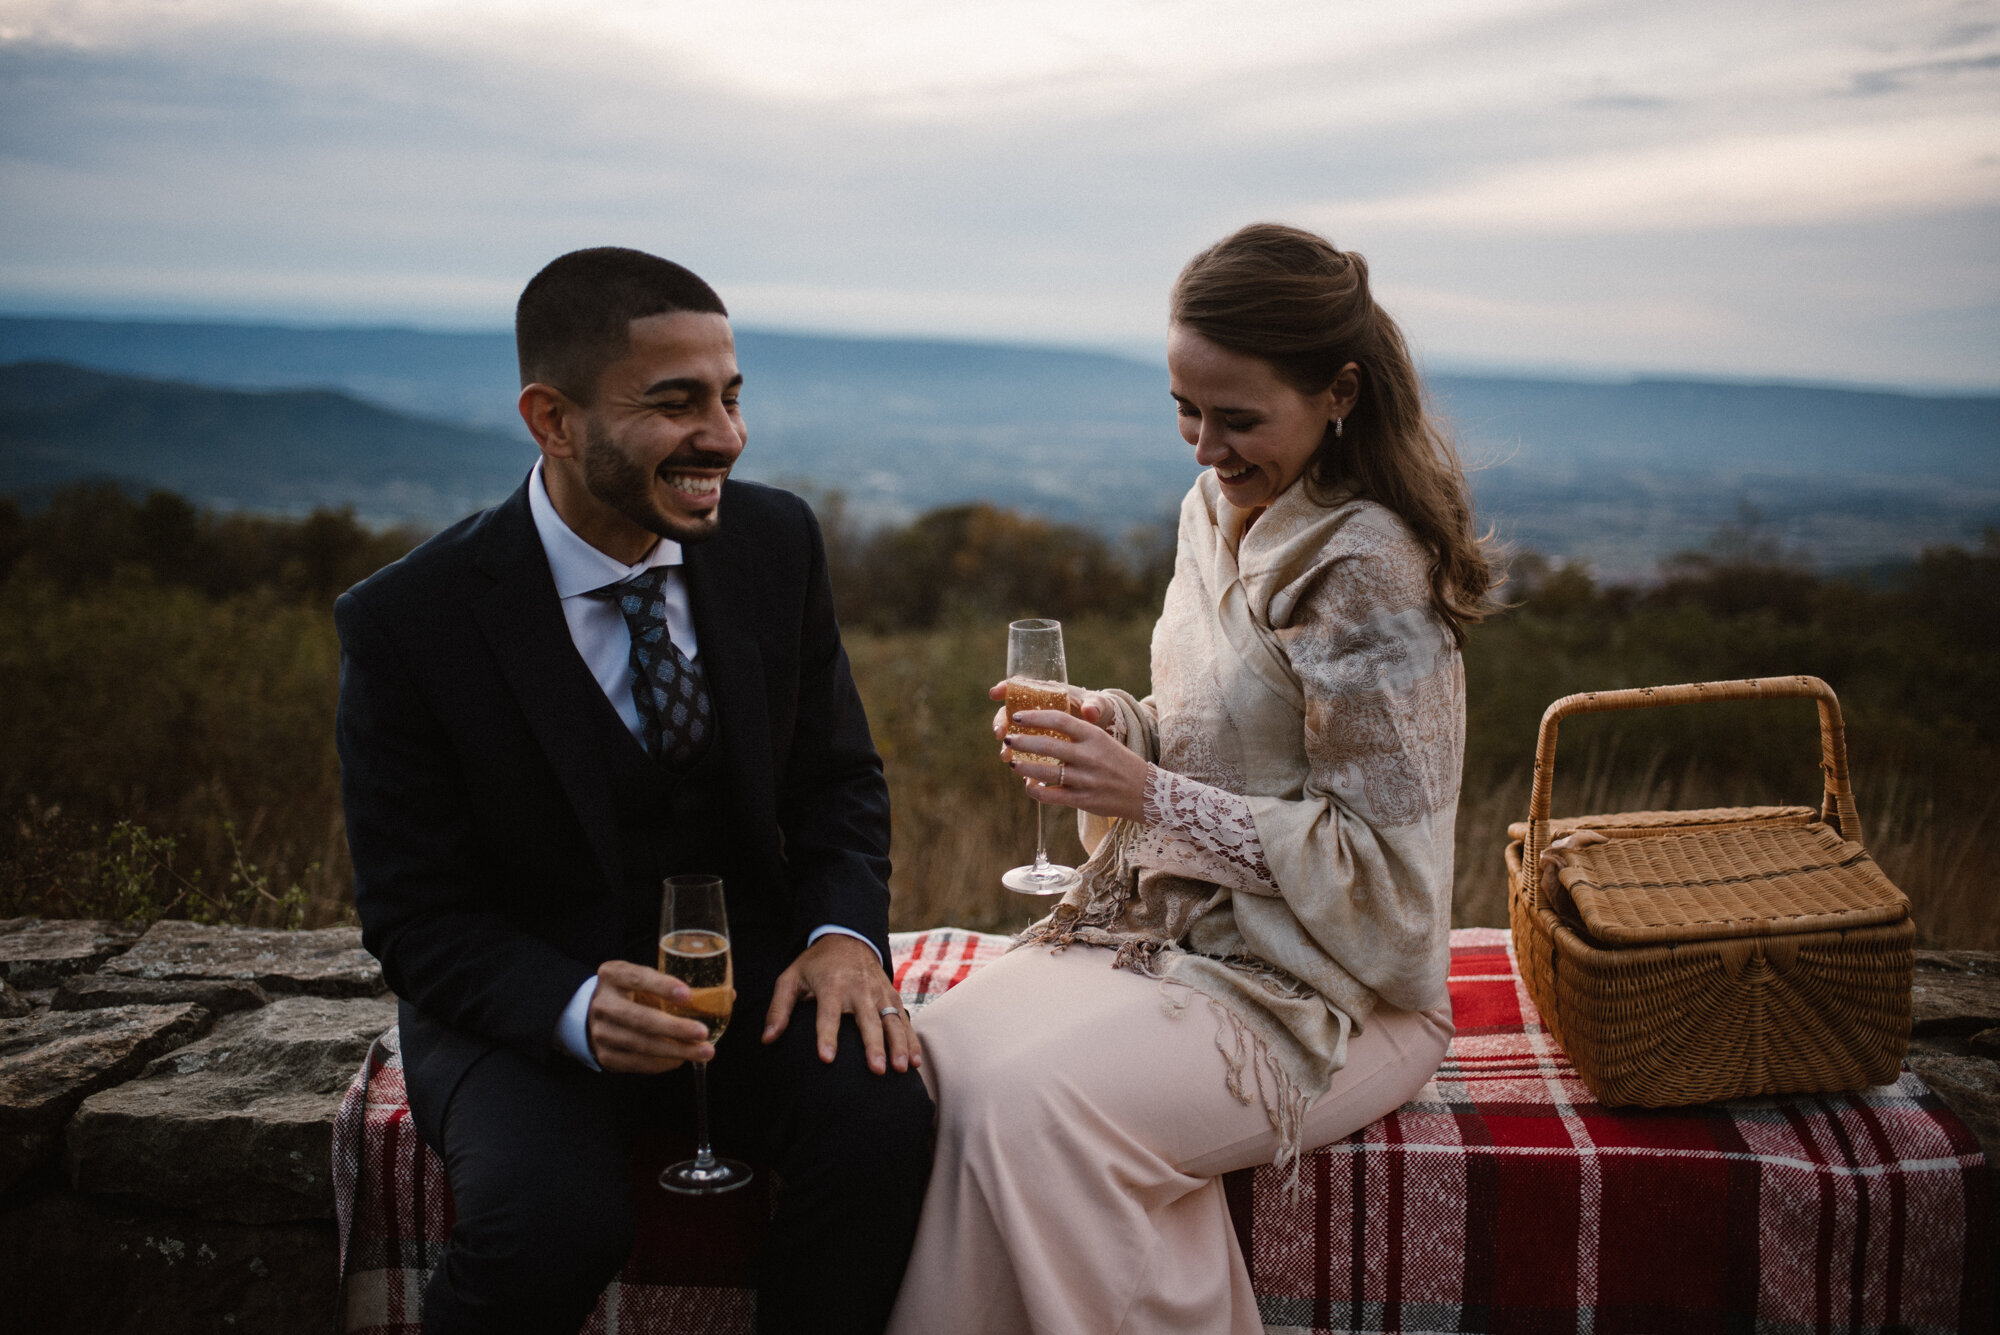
[1167,325,1355,514]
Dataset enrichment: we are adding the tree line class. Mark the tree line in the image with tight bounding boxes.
[1487,520,2000,769]
[3,480,1994,943]
[4,484,1992,734]
[0,482,1177,629]
[0,484,420,606]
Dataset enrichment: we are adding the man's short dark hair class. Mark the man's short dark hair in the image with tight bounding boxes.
[515,247,728,404]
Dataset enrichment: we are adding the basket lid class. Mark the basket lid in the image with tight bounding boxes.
[1506,805,1815,845]
[1555,821,1908,946]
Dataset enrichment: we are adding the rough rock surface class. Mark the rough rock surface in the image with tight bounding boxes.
[54,973,271,1015]
[1908,1037,2000,1177]
[0,1003,213,1192]
[1912,949,2000,1035]
[0,920,1988,1333]
[1903,950,2000,1187]
[0,1188,336,1335]
[0,976,29,1019]
[66,995,398,1222]
[103,920,385,998]
[0,917,141,989]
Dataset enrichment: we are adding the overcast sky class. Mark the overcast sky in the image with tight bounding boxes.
[2,0,1996,388]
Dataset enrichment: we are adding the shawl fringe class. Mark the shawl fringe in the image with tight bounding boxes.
[1204,991,1314,1196]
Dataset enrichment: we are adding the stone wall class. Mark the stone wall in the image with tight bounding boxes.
[1,917,393,1335]
[3,918,1996,1333]
[1907,949,2000,1184]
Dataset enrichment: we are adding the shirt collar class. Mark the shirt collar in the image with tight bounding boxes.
[528,459,683,599]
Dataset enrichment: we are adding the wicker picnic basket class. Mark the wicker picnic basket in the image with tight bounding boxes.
[1504,675,1914,1107]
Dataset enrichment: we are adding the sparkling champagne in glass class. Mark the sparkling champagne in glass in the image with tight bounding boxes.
[1001,619,1085,896]
[657,874,752,1195]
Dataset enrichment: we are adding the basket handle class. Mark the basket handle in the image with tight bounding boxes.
[1523,675,1862,871]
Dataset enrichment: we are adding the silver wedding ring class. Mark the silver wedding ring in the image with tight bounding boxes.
[1055,761,1065,787]
[879,1006,904,1020]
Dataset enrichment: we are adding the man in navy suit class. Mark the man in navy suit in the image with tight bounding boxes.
[336,248,932,1334]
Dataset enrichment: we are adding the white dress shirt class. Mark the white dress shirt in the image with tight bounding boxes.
[526,464,875,1068]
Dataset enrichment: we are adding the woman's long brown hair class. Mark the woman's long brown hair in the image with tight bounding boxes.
[1171,222,1497,644]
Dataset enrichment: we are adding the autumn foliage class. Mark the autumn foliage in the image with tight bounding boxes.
[1,483,1993,948]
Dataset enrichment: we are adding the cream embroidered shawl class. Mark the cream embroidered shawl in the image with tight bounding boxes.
[1021,472,1463,1165]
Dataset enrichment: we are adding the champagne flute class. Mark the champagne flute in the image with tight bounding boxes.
[656,874,753,1195]
[1001,619,1085,896]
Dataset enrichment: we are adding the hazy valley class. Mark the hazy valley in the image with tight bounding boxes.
[2,316,1995,579]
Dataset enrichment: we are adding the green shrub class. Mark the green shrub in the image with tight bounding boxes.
[2,483,1991,948]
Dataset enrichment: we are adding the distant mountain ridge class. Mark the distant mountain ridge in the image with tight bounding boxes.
[1,315,1994,577]
[0,360,531,519]
[0,317,525,431]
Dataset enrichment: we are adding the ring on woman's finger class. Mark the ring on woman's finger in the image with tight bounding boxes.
[1055,761,1065,787]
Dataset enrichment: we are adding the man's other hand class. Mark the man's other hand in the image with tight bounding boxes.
[762,934,921,1076]
[587,959,716,1074]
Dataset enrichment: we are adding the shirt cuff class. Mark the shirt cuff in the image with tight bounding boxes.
[807,923,883,966]
[555,975,602,1071]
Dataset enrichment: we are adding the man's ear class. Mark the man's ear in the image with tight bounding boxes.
[519,383,584,459]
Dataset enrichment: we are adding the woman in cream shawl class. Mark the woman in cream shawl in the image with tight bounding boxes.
[888,224,1497,1335]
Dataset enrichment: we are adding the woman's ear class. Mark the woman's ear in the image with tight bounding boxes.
[1328,361,1361,423]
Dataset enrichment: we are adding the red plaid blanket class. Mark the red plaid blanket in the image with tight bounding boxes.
[335,928,1992,1333]
[333,929,1010,1334]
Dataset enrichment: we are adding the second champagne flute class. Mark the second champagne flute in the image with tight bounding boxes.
[1001,618,1085,896]
[656,874,753,1195]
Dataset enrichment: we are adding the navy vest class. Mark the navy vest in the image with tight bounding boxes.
[592,698,778,964]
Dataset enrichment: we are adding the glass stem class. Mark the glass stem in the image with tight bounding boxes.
[1033,799,1051,873]
[691,1060,715,1169]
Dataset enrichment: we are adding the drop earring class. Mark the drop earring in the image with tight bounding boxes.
[1333,417,1344,439]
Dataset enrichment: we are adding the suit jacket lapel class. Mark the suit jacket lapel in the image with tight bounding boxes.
[684,534,772,835]
[471,486,623,897]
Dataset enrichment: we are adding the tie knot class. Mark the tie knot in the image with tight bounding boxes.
[623,566,676,595]
[590,567,675,622]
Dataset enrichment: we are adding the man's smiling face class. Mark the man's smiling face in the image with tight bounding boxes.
[570,309,746,551]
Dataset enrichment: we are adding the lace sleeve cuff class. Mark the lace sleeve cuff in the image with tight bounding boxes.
[1129,765,1279,895]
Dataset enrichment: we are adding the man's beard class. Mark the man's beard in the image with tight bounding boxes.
[581,418,728,546]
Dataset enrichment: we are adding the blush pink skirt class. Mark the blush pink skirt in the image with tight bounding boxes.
[886,943,1452,1335]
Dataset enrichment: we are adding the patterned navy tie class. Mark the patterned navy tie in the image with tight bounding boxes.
[591,567,713,766]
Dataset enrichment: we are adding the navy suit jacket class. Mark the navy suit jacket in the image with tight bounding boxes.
[335,477,892,1107]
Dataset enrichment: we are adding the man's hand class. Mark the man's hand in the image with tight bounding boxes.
[587,959,717,1074]
[762,933,920,1076]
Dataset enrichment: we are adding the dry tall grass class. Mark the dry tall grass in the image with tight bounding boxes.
[1447,762,1997,945]
[847,615,1154,935]
[5,577,1992,950]
[854,617,2000,949]
[0,576,354,928]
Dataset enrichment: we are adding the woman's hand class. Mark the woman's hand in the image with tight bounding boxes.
[987,681,1108,740]
[989,681,1148,822]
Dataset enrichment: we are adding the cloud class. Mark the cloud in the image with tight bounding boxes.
[0,0,1994,386]
[1847,51,2000,96]
[1318,117,2000,233]
[1570,93,1676,111]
